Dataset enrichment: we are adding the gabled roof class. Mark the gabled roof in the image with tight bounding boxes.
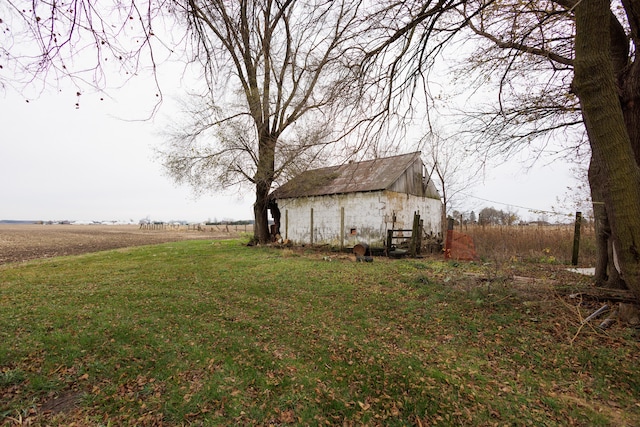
[271,152,424,199]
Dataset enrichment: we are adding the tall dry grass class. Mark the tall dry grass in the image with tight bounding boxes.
[460,223,596,266]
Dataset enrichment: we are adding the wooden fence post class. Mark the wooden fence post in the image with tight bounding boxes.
[572,211,582,266]
[409,211,420,257]
[285,210,288,240]
[340,207,345,251]
[310,208,314,246]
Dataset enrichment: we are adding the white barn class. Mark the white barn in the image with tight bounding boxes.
[268,152,442,249]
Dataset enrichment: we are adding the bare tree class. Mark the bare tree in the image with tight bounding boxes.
[419,130,480,236]
[553,166,594,221]
[456,1,581,157]
[361,0,640,300]
[450,2,621,287]
[155,0,370,243]
[573,0,640,294]
[456,0,640,292]
[3,0,373,244]
[0,1,170,98]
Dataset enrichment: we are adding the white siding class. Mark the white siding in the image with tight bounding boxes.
[277,190,442,247]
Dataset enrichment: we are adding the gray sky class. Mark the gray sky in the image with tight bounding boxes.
[0,3,583,224]
[0,2,584,225]
[1,86,253,223]
[1,81,578,224]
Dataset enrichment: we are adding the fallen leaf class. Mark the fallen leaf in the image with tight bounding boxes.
[358,401,371,411]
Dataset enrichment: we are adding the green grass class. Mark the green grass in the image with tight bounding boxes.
[1,240,639,426]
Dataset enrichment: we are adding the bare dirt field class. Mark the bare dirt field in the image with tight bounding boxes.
[0,224,251,265]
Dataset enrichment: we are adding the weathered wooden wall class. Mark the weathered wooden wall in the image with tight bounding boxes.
[387,159,439,198]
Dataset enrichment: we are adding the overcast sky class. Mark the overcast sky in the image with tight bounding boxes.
[1,84,254,223]
[0,2,587,225]
[1,76,580,224]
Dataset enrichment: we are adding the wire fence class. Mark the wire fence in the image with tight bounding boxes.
[460,222,596,266]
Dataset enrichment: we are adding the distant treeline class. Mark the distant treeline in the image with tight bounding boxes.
[450,206,581,226]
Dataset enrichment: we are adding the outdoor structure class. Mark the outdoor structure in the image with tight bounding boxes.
[268,152,442,249]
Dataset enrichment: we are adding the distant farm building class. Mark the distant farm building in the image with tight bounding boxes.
[268,152,443,250]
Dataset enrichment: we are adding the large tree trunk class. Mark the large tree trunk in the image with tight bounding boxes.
[589,156,611,286]
[618,1,640,167]
[253,184,272,244]
[616,4,640,291]
[252,133,277,244]
[588,7,635,290]
[574,0,640,301]
[589,154,627,288]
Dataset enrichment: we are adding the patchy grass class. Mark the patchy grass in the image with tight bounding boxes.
[1,239,639,426]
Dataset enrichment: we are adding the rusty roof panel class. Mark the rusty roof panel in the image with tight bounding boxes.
[271,152,423,199]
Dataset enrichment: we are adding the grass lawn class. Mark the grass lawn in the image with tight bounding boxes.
[1,239,639,426]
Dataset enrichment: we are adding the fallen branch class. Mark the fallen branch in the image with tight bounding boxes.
[581,304,609,325]
[568,288,637,304]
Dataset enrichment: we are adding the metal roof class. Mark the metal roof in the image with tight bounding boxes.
[270,152,424,199]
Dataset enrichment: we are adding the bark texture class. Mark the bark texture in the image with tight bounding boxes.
[574,0,640,300]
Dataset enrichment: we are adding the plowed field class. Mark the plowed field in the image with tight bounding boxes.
[0,224,249,265]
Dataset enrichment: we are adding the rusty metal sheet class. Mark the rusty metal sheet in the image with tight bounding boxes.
[271,152,423,199]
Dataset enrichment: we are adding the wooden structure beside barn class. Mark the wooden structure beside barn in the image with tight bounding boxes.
[268,152,443,250]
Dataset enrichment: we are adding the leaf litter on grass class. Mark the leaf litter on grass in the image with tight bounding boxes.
[1,241,640,426]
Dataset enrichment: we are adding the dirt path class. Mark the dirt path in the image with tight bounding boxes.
[0,224,250,265]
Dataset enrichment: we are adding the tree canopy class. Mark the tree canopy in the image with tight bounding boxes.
[358,0,640,299]
[156,0,372,243]
[2,0,375,243]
